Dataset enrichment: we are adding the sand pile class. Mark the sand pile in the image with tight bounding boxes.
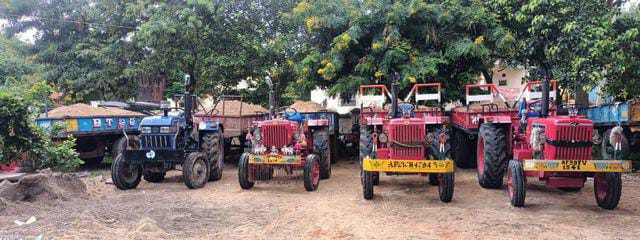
[200,100,268,116]
[0,172,87,203]
[40,103,145,118]
[290,101,326,112]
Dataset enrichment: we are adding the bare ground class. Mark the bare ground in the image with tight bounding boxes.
[1,159,640,240]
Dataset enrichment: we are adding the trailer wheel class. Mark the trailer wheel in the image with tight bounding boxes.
[313,128,331,179]
[111,154,141,190]
[363,170,374,200]
[453,130,476,168]
[201,132,224,181]
[238,152,254,189]
[143,171,166,183]
[183,152,210,189]
[594,172,622,210]
[304,154,320,191]
[477,123,507,189]
[601,129,629,160]
[438,172,454,203]
[112,135,141,158]
[508,160,526,207]
[359,126,373,183]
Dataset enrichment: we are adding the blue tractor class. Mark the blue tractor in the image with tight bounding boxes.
[111,74,225,189]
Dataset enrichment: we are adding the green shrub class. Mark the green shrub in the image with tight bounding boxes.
[0,91,82,171]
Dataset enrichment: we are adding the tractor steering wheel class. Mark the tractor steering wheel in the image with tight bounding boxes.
[277,107,298,118]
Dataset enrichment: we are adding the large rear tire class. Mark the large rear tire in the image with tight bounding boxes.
[359,126,373,182]
[201,132,224,181]
[304,154,320,191]
[238,153,254,189]
[183,152,210,189]
[477,123,507,189]
[594,172,622,210]
[313,128,331,179]
[508,160,526,207]
[112,135,141,158]
[111,154,142,190]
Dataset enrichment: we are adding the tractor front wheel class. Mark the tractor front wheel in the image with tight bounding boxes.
[304,154,320,191]
[238,153,255,189]
[438,172,454,203]
[508,160,526,207]
[111,154,142,190]
[477,123,507,189]
[363,170,374,200]
[594,172,622,210]
[183,152,210,189]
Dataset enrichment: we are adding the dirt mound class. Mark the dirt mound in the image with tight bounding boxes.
[40,103,145,118]
[290,101,326,112]
[200,100,268,116]
[0,172,87,203]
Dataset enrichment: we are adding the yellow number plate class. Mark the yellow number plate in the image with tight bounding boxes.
[523,159,632,172]
[249,154,301,164]
[362,158,454,173]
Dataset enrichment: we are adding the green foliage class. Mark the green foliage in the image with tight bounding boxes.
[0,91,81,171]
[291,0,504,102]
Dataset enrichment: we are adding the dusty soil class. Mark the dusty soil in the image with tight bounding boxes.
[1,159,640,239]
[290,101,326,112]
[41,103,145,118]
[199,100,268,116]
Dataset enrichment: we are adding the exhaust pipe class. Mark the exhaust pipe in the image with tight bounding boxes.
[541,67,550,118]
[390,73,399,118]
[266,76,275,118]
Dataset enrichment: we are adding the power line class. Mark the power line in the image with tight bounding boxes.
[0,13,138,30]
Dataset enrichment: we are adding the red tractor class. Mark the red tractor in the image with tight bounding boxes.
[237,78,331,191]
[359,77,454,202]
[508,78,632,209]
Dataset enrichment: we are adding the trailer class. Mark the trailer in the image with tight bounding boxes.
[195,95,269,153]
[579,100,640,160]
[36,103,147,166]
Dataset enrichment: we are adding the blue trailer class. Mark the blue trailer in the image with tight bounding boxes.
[36,104,150,167]
[580,100,640,160]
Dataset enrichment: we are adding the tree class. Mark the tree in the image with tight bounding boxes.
[291,0,506,102]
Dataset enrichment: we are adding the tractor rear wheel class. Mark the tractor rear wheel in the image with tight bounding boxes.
[313,128,331,179]
[183,152,210,189]
[238,153,254,189]
[594,172,622,210]
[453,130,476,168]
[438,172,454,203]
[508,160,526,207]
[143,171,165,183]
[477,123,507,189]
[304,154,320,191]
[111,154,141,190]
[602,129,630,160]
[201,132,224,181]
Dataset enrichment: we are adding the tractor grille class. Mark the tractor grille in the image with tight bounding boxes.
[142,135,172,148]
[548,124,593,160]
[262,125,291,148]
[390,124,425,160]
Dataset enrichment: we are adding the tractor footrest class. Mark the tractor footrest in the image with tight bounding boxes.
[522,159,632,172]
[363,158,454,173]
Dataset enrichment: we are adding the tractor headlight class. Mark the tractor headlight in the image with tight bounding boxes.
[198,122,207,130]
[255,131,262,141]
[141,127,152,133]
[160,126,171,133]
[378,133,388,143]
